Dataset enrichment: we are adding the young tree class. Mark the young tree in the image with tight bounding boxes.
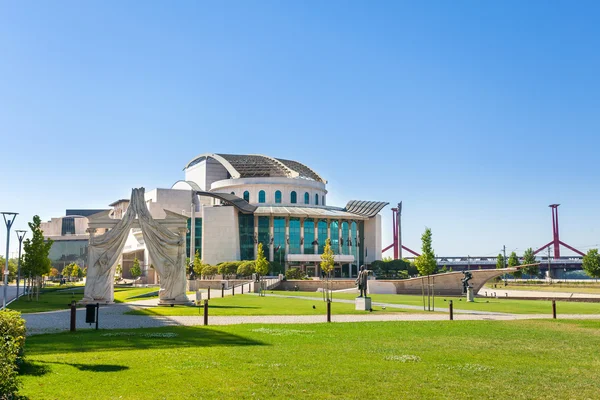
[49,268,59,279]
[521,248,538,277]
[115,263,123,281]
[237,261,255,277]
[192,250,204,278]
[0,257,18,283]
[582,249,600,280]
[71,264,82,280]
[130,257,142,281]
[254,243,269,296]
[496,253,505,269]
[508,251,522,279]
[414,228,437,276]
[21,216,53,300]
[320,238,335,301]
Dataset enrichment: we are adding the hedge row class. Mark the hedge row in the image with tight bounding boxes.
[0,310,26,399]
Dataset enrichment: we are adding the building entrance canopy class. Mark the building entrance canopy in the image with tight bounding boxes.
[286,254,355,263]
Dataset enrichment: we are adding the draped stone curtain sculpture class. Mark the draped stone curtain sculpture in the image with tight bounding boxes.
[82,192,138,303]
[132,188,188,303]
[83,188,188,304]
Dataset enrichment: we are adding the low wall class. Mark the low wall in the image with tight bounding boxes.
[275,279,356,292]
[187,279,251,291]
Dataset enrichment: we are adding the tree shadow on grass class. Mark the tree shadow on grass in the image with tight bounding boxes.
[19,360,52,376]
[26,326,267,356]
[20,360,128,375]
[209,305,260,310]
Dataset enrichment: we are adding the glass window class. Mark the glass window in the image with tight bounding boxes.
[258,216,270,261]
[304,192,310,204]
[315,193,319,205]
[290,191,297,204]
[238,213,254,261]
[231,192,235,195]
[274,217,286,269]
[289,218,301,254]
[185,218,203,259]
[243,191,250,202]
[341,221,349,255]
[275,190,282,204]
[322,195,325,206]
[304,219,315,254]
[330,220,339,254]
[259,190,266,203]
[318,220,328,253]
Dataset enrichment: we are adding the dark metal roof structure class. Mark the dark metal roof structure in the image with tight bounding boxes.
[344,200,389,218]
[183,153,326,183]
[195,191,257,214]
[65,209,109,217]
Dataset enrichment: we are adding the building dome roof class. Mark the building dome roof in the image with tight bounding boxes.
[184,153,326,183]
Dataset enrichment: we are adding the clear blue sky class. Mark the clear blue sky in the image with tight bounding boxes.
[1,1,599,258]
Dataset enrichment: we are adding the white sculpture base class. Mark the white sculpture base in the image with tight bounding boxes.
[355,297,372,311]
[79,299,113,305]
[158,295,192,306]
[466,287,474,302]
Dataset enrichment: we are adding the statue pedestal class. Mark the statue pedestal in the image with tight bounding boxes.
[466,287,474,302]
[355,297,372,311]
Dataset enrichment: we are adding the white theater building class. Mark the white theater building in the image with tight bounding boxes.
[110,153,387,280]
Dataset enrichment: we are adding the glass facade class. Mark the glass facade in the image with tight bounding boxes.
[238,213,254,261]
[273,217,286,266]
[290,191,297,204]
[186,218,203,259]
[258,216,270,261]
[289,218,301,254]
[351,221,359,271]
[243,191,250,202]
[315,193,319,205]
[341,221,349,255]
[259,190,266,203]
[275,190,282,203]
[304,192,310,204]
[48,239,88,272]
[330,220,339,254]
[318,220,328,253]
[304,219,315,254]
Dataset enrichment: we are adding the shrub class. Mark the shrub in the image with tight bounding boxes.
[201,264,218,279]
[285,267,306,280]
[237,261,255,277]
[218,262,239,278]
[0,310,26,398]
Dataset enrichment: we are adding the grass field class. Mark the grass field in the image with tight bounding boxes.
[269,291,600,314]
[8,286,158,313]
[126,294,420,316]
[18,320,600,399]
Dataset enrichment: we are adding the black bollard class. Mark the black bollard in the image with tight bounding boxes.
[241,284,244,294]
[203,300,209,325]
[327,300,331,323]
[95,303,99,330]
[449,300,453,320]
[221,283,225,298]
[232,285,235,296]
[208,287,211,300]
[70,301,76,332]
[552,300,557,319]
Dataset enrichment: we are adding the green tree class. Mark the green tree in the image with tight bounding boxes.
[582,249,600,279]
[201,264,218,278]
[496,253,505,269]
[21,215,53,299]
[414,228,437,276]
[320,238,335,302]
[192,250,204,277]
[254,243,269,296]
[115,263,123,281]
[285,267,306,280]
[49,267,59,278]
[0,257,18,283]
[130,257,142,280]
[237,260,255,277]
[61,263,73,279]
[508,251,522,279]
[521,248,538,277]
[71,264,82,279]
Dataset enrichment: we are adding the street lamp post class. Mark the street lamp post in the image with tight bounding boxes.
[15,230,26,298]
[2,212,18,310]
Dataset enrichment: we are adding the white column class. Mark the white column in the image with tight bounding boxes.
[269,215,274,262]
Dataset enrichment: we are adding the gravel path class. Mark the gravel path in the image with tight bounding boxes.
[477,287,600,299]
[22,300,600,336]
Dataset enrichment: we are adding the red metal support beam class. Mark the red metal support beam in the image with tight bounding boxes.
[534,204,584,258]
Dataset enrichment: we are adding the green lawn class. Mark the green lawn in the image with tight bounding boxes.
[270,291,600,314]
[126,294,419,316]
[8,286,158,313]
[18,320,600,399]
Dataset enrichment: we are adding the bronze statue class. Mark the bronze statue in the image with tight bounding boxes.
[461,271,472,294]
[356,265,369,297]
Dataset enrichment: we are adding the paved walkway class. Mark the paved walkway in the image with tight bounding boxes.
[477,287,600,299]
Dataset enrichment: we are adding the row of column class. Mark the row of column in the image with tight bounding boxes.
[252,216,360,263]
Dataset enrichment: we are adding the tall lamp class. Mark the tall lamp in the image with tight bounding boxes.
[15,230,27,298]
[2,212,18,310]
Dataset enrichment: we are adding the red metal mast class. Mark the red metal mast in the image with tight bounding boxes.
[382,204,419,258]
[533,204,585,257]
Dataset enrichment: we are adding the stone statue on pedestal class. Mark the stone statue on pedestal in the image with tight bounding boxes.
[356,265,369,297]
[461,271,472,294]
